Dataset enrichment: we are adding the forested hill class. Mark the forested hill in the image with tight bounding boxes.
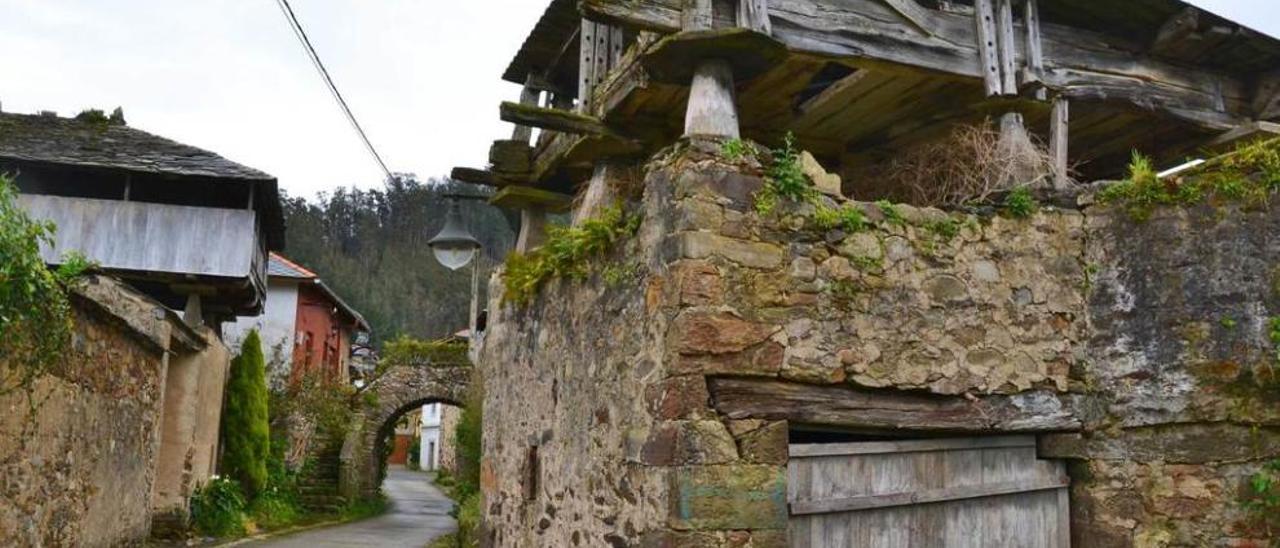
[281,175,515,345]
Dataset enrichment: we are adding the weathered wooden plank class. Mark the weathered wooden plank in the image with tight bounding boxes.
[580,0,1252,129]
[995,0,1017,94]
[974,0,1003,97]
[579,19,599,112]
[490,185,573,213]
[683,0,714,31]
[500,101,617,137]
[511,76,543,144]
[737,0,772,34]
[450,167,500,187]
[789,477,1069,515]
[1023,0,1045,98]
[790,436,1035,458]
[684,59,740,138]
[708,378,1081,432]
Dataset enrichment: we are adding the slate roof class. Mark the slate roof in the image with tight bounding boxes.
[268,253,318,279]
[0,111,274,180]
[268,253,370,332]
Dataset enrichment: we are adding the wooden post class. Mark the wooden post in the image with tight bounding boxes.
[683,0,714,30]
[974,0,1002,97]
[1049,98,1070,188]
[579,20,599,113]
[737,0,771,33]
[1023,0,1046,100]
[996,0,1017,95]
[512,75,541,144]
[573,162,626,226]
[516,208,548,253]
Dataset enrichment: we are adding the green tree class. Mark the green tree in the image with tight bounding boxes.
[0,174,89,394]
[222,330,271,496]
[281,176,515,344]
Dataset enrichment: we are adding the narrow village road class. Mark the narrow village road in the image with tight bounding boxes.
[244,468,456,548]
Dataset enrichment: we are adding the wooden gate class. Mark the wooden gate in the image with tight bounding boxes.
[787,436,1070,547]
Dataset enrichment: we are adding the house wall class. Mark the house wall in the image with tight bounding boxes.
[420,403,443,470]
[151,327,231,522]
[477,141,1280,547]
[225,279,300,389]
[0,277,182,546]
[293,284,351,384]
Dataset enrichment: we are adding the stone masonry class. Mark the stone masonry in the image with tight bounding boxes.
[0,275,227,546]
[477,140,1280,547]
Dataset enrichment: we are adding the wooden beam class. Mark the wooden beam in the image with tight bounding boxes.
[1207,120,1280,151]
[974,0,1003,97]
[882,0,935,38]
[580,0,1252,130]
[789,477,1069,515]
[737,0,772,34]
[1022,0,1045,99]
[996,0,1017,95]
[707,377,1081,432]
[1255,71,1280,120]
[511,75,542,144]
[500,101,617,137]
[796,69,869,115]
[490,185,573,213]
[1151,7,1201,58]
[450,167,500,187]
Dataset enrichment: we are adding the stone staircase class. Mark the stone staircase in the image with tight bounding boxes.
[297,448,346,514]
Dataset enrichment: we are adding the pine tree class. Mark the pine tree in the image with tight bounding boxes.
[222,330,270,497]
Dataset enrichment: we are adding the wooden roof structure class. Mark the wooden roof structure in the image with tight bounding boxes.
[460,0,1280,199]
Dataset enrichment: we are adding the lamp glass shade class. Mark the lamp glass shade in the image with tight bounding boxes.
[432,244,478,271]
[428,199,482,271]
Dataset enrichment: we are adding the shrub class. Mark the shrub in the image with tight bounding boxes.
[223,330,271,497]
[1002,186,1038,218]
[248,435,304,530]
[503,203,640,304]
[453,371,484,500]
[1242,459,1280,538]
[190,477,247,537]
[0,174,91,395]
[755,133,811,214]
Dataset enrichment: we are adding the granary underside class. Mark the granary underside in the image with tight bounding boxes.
[458,0,1280,198]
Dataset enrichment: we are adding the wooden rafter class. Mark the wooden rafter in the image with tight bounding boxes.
[580,0,1253,130]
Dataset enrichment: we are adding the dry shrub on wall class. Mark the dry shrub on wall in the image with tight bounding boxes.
[853,120,1069,208]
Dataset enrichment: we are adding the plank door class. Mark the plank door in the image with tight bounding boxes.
[787,436,1070,548]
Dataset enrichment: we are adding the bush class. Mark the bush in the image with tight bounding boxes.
[223,330,271,496]
[190,477,247,537]
[0,174,90,395]
[248,435,305,530]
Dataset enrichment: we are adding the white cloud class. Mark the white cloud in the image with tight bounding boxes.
[1,1,1276,196]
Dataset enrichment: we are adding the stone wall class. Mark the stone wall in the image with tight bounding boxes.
[477,140,1280,547]
[1,277,171,546]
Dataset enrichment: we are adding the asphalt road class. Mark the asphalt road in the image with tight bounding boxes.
[243,467,456,548]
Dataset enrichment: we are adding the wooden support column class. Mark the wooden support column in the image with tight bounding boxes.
[737,0,771,33]
[516,208,548,253]
[573,162,632,226]
[974,0,1002,97]
[579,19,599,113]
[1049,97,1070,188]
[511,75,541,144]
[685,60,740,138]
[995,0,1017,95]
[1022,0,1046,100]
[183,294,204,328]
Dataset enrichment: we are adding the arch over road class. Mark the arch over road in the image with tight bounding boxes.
[338,361,471,499]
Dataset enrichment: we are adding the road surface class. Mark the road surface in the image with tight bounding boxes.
[244,467,456,548]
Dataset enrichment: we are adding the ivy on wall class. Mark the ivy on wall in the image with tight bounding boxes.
[0,174,90,396]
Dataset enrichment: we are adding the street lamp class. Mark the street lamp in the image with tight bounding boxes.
[428,198,482,271]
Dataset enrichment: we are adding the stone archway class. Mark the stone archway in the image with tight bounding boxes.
[338,363,471,499]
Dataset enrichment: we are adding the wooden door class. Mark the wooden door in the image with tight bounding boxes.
[787,436,1070,547]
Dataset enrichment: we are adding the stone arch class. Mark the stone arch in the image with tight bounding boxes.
[338,363,470,499]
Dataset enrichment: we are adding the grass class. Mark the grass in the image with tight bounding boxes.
[1100,140,1280,221]
[503,203,641,304]
[1002,186,1038,218]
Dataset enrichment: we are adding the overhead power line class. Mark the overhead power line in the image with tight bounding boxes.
[272,0,394,182]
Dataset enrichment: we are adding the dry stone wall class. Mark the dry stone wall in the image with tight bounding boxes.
[478,140,1280,547]
[0,277,171,546]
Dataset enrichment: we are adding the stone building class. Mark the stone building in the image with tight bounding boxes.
[463,1,1280,546]
[0,108,284,542]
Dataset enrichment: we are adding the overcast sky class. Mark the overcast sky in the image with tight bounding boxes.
[0,1,1277,197]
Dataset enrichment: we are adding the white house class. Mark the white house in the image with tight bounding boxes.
[419,403,444,471]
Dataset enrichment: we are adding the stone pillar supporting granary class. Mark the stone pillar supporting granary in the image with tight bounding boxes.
[460,1,1280,546]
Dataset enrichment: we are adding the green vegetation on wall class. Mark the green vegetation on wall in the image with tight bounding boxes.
[1243,459,1280,539]
[222,330,271,497]
[1100,140,1280,221]
[0,174,90,396]
[503,203,641,305]
[430,371,485,548]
